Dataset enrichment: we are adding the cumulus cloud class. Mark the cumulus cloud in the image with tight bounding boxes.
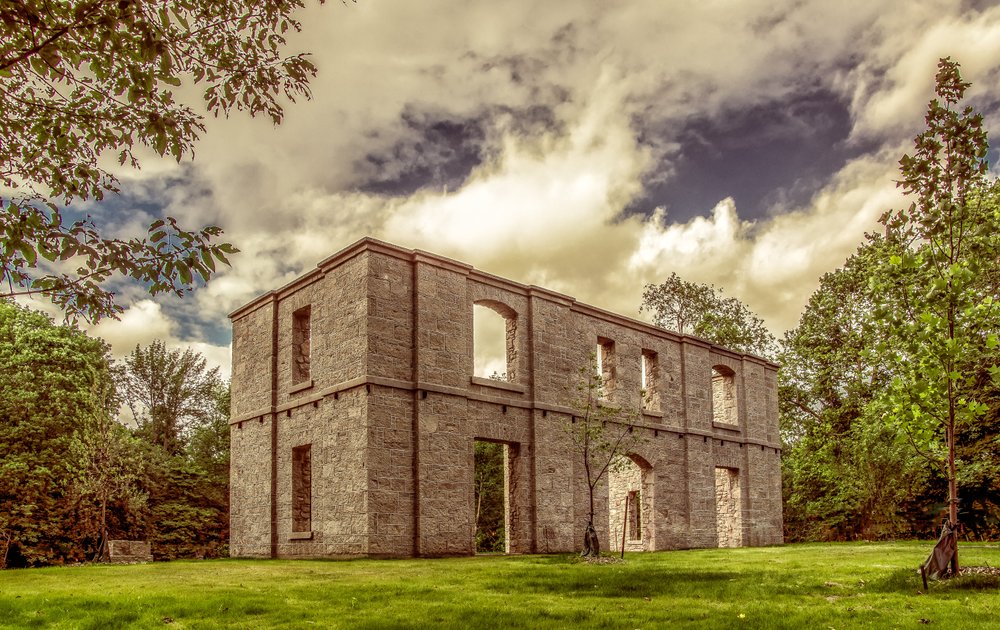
[79,0,1000,366]
[87,300,232,380]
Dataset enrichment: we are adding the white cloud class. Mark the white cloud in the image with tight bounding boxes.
[88,299,232,381]
[72,0,1000,357]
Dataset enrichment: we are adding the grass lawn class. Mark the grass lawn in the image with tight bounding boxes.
[1,542,997,629]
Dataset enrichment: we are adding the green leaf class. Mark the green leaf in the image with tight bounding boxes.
[16,242,37,266]
[154,132,167,156]
[177,263,192,285]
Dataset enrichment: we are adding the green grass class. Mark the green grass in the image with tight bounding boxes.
[1,542,997,629]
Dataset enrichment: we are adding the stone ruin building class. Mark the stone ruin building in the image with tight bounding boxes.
[229,237,783,558]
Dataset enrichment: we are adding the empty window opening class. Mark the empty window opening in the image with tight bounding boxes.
[292,444,312,532]
[641,350,660,411]
[608,454,652,552]
[596,337,616,399]
[711,365,737,425]
[715,467,743,548]
[292,306,311,384]
[474,440,509,553]
[473,301,517,381]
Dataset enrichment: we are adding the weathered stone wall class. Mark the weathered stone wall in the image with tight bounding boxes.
[229,237,783,558]
[229,415,273,558]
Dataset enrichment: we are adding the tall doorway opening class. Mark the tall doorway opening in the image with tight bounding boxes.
[715,467,743,547]
[474,439,509,553]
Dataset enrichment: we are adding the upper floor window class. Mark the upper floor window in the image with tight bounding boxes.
[641,349,660,411]
[711,364,737,425]
[292,306,311,384]
[596,337,616,399]
[473,300,518,382]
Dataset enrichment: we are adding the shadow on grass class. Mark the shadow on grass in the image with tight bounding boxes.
[486,566,742,599]
[871,567,1000,594]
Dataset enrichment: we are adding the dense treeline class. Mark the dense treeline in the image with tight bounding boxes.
[0,303,229,568]
[780,201,1000,541]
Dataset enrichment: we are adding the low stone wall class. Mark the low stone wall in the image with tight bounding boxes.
[106,540,152,563]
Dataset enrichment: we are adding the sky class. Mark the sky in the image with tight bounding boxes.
[26,0,1000,380]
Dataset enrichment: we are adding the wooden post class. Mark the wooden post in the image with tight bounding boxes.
[621,495,628,560]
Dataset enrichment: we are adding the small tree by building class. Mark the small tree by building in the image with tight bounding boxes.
[567,355,645,556]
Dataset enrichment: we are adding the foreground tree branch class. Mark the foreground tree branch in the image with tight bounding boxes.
[1,0,330,322]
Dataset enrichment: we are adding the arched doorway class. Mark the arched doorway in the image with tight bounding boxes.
[608,454,653,552]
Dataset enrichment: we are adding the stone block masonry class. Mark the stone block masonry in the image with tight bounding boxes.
[105,540,152,563]
[229,237,783,558]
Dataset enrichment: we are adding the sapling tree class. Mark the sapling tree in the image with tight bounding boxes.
[566,355,645,556]
[473,440,505,553]
[877,57,1000,574]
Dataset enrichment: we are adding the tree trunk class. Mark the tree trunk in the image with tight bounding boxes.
[621,495,628,559]
[947,407,959,575]
[94,492,108,563]
[947,309,960,575]
[0,531,11,570]
[581,521,600,557]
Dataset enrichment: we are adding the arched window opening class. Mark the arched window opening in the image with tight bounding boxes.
[473,301,517,381]
[711,365,737,425]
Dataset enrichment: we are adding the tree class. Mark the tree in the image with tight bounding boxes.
[186,380,231,483]
[115,343,230,559]
[69,400,149,562]
[0,300,118,567]
[876,58,1000,573]
[115,339,223,455]
[142,444,229,560]
[567,356,644,556]
[1,0,326,322]
[641,273,776,359]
